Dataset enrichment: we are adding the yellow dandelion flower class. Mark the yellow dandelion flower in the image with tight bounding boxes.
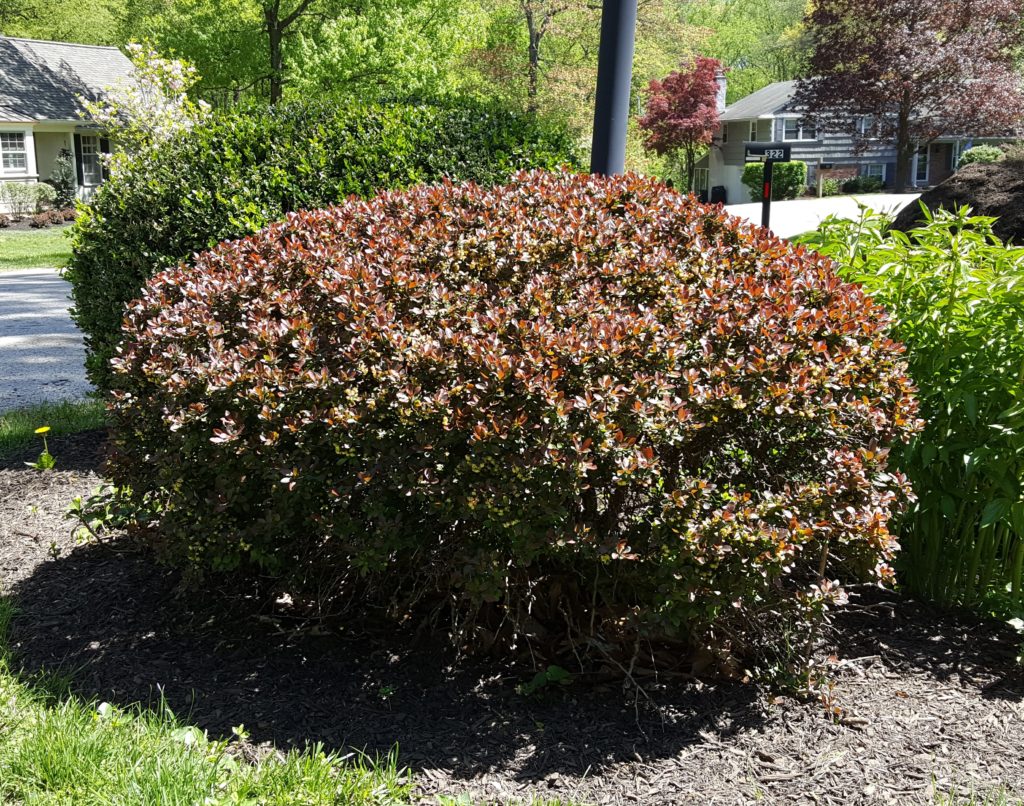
[34,426,51,434]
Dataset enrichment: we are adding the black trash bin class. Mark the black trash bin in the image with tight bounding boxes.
[710,185,727,204]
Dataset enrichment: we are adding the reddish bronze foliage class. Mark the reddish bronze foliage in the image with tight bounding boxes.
[110,170,920,669]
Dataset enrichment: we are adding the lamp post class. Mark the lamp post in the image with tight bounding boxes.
[590,0,639,175]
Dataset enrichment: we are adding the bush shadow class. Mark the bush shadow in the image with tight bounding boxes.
[0,429,107,474]
[830,585,1024,701]
[7,539,767,784]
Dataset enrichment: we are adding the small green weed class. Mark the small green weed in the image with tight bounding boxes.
[24,425,55,471]
[515,665,572,697]
[936,786,1022,805]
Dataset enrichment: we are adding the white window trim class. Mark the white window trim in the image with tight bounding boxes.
[781,116,818,142]
[865,163,886,182]
[916,145,930,184]
[749,121,758,142]
[693,167,709,192]
[79,134,103,186]
[0,128,37,178]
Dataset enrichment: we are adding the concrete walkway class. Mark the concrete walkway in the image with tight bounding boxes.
[725,193,920,239]
[0,268,92,413]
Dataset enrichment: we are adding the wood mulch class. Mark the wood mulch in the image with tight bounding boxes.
[1,430,1022,805]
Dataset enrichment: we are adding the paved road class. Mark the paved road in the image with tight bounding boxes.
[725,193,920,239]
[0,268,93,413]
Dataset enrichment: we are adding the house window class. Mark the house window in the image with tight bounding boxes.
[80,135,102,185]
[915,145,929,184]
[720,124,728,144]
[0,132,28,172]
[865,164,886,182]
[749,121,758,142]
[693,168,709,192]
[782,119,817,141]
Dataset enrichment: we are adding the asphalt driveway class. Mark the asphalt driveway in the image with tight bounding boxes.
[0,268,92,413]
[725,193,920,239]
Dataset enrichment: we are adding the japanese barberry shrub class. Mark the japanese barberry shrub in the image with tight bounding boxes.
[110,170,920,674]
[66,99,579,392]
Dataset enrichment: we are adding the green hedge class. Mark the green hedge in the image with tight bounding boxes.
[741,161,807,202]
[958,144,1005,169]
[67,100,580,391]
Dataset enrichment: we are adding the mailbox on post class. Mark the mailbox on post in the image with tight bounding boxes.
[744,142,791,230]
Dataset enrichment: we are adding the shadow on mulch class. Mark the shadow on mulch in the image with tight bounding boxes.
[831,587,1024,701]
[0,428,108,473]
[8,539,768,781]
[4,428,1023,786]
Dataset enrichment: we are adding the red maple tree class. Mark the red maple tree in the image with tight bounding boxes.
[795,0,1024,191]
[638,56,723,193]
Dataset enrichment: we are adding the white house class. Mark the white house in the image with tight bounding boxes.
[0,35,132,209]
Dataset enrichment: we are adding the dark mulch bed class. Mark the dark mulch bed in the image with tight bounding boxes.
[0,219,72,232]
[892,158,1024,244]
[1,430,1023,804]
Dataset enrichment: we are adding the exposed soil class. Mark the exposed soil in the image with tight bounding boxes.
[892,159,1024,244]
[1,430,1023,805]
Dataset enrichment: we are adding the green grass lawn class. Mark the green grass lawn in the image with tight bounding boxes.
[0,226,73,270]
[0,399,107,458]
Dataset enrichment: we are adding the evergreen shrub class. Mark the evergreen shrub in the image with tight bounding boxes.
[741,161,808,202]
[110,171,920,675]
[957,144,1005,169]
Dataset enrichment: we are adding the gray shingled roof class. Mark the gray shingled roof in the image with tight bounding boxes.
[719,80,799,122]
[0,36,133,123]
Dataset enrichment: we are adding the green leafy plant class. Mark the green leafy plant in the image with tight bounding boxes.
[46,149,77,208]
[840,175,886,194]
[108,170,919,677]
[516,665,572,697]
[741,160,808,202]
[802,205,1024,612]
[25,426,55,471]
[957,144,1005,169]
[66,485,143,543]
[66,99,580,392]
[821,177,843,197]
[0,182,40,218]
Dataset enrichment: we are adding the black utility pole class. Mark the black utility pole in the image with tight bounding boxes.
[590,0,639,175]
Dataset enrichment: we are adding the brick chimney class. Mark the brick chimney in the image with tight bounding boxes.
[715,70,727,113]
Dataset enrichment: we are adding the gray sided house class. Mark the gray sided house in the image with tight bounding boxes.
[696,78,995,205]
[0,36,132,211]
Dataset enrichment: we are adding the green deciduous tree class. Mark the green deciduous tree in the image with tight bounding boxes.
[682,0,807,101]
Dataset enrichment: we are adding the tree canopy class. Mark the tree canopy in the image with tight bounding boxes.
[639,55,723,190]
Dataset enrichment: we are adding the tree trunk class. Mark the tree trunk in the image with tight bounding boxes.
[265,2,284,105]
[684,145,696,194]
[893,89,913,192]
[525,8,541,114]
